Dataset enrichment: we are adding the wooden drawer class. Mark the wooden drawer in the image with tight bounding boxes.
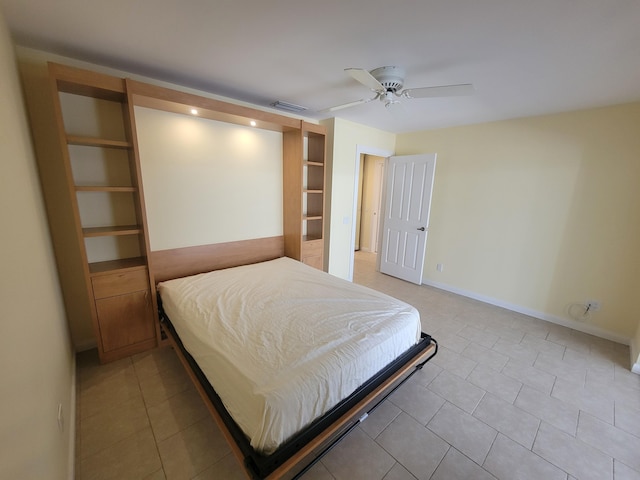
[92,268,149,299]
[301,239,323,270]
[301,239,323,256]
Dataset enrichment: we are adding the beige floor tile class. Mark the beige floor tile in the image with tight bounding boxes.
[501,358,556,395]
[458,325,499,349]
[534,354,587,384]
[551,377,614,424]
[467,364,523,404]
[133,346,183,379]
[147,386,209,441]
[514,385,579,435]
[431,448,497,480]
[157,416,230,480]
[533,422,612,480]
[191,453,246,480]
[431,346,478,379]
[300,461,336,480]
[79,427,161,480]
[614,402,640,439]
[472,393,540,450]
[614,461,640,480]
[144,469,166,479]
[577,412,640,472]
[427,402,497,464]
[461,342,509,371]
[491,338,540,366]
[77,350,132,387]
[428,370,486,413]
[408,360,442,387]
[389,380,445,425]
[376,413,449,480]
[80,394,150,458]
[322,427,395,480]
[382,463,417,480]
[520,334,566,358]
[79,363,142,419]
[483,433,566,480]
[139,364,193,408]
[359,399,401,439]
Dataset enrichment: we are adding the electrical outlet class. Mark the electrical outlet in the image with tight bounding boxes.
[57,403,64,432]
[436,263,444,272]
[586,300,601,312]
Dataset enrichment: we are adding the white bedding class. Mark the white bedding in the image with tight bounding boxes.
[158,256,421,454]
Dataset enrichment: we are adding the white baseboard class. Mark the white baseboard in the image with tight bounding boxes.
[631,339,640,376]
[422,279,631,346]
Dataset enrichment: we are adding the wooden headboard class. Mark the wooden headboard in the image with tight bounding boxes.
[150,236,285,283]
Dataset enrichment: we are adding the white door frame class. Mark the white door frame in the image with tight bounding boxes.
[348,144,394,281]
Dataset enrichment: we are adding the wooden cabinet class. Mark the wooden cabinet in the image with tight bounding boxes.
[283,121,327,270]
[92,269,155,353]
[24,62,158,362]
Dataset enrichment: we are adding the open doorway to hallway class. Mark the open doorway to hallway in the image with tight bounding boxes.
[354,154,385,274]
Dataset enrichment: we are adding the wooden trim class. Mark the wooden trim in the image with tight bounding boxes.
[75,186,136,192]
[49,62,126,100]
[150,236,285,283]
[128,80,300,132]
[89,257,147,275]
[66,135,132,149]
[82,225,143,237]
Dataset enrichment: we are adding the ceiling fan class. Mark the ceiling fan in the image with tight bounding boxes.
[323,66,474,112]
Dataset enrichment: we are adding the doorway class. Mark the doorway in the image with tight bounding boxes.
[348,145,393,282]
[355,154,385,253]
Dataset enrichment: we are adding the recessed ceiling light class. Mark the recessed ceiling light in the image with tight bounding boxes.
[250,120,257,127]
[190,108,198,115]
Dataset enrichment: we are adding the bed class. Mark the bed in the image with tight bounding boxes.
[152,236,437,479]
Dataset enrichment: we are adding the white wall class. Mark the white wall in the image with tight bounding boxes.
[397,103,640,343]
[135,107,283,251]
[0,10,75,480]
[323,117,395,279]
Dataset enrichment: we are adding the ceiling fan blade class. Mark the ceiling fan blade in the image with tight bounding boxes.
[320,95,379,113]
[345,68,385,92]
[402,83,474,99]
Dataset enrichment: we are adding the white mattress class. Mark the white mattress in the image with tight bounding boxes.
[158,256,421,454]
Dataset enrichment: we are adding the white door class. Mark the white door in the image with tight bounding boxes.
[379,154,436,284]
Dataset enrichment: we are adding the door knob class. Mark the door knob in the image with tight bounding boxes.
[417,227,426,231]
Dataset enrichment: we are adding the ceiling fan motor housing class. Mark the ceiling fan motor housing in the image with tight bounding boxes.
[370,66,405,92]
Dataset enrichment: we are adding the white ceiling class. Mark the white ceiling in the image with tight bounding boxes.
[2,0,640,133]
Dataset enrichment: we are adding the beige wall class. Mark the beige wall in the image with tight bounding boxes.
[397,103,640,341]
[323,117,395,279]
[135,107,283,251]
[0,10,75,480]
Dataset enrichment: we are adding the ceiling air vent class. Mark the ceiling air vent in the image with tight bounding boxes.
[271,100,308,113]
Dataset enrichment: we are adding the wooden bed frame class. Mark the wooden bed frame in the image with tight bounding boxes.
[150,236,437,479]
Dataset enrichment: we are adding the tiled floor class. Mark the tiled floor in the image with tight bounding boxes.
[75,252,640,480]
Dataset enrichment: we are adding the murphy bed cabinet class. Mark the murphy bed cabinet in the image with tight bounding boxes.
[37,63,158,363]
[26,62,326,362]
[283,122,327,270]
